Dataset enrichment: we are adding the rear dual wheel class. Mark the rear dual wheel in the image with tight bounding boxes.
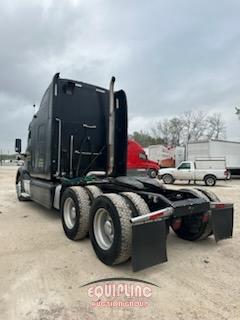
[61,187,149,266]
[172,213,211,241]
[171,188,218,241]
[61,186,91,240]
[89,192,149,265]
[85,185,103,202]
[89,194,132,265]
[61,185,102,240]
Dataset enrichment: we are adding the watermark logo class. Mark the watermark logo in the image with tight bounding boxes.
[80,277,159,308]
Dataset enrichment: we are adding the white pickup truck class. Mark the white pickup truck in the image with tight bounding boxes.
[158,159,229,186]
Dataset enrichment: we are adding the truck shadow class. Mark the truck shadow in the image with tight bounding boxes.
[167,231,216,247]
[158,179,232,188]
[113,231,217,276]
[23,200,60,221]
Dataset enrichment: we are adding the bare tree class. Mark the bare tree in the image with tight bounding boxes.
[154,112,206,146]
[168,117,185,145]
[155,119,171,145]
[206,113,226,140]
[181,111,208,143]
[149,110,226,147]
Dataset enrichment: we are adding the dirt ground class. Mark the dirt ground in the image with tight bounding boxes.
[0,166,239,320]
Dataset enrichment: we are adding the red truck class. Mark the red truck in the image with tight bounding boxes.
[127,140,160,178]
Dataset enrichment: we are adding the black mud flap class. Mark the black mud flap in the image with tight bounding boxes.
[132,220,167,272]
[211,204,234,242]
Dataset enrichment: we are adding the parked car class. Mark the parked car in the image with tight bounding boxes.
[158,159,229,186]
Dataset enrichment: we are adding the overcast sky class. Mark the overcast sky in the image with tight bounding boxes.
[1,0,240,152]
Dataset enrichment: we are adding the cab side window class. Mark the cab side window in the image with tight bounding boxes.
[139,152,147,160]
[36,124,46,169]
[178,163,191,170]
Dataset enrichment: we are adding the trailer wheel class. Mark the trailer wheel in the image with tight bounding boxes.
[89,194,132,265]
[148,169,158,179]
[121,192,149,217]
[84,185,103,203]
[171,188,213,241]
[162,174,174,184]
[204,175,216,186]
[61,186,90,240]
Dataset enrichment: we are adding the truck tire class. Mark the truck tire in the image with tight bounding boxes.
[162,174,174,184]
[61,186,91,240]
[148,169,158,179]
[193,188,221,239]
[84,185,103,203]
[171,188,213,241]
[89,193,132,265]
[204,175,216,186]
[121,192,149,217]
[195,188,220,202]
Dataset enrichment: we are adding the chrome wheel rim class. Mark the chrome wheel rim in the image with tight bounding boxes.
[207,178,214,186]
[164,175,172,183]
[63,198,77,229]
[93,208,114,250]
[150,170,156,178]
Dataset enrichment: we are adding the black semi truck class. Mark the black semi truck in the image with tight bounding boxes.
[15,73,233,271]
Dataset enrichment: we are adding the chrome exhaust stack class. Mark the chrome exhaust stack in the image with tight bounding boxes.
[107,76,116,176]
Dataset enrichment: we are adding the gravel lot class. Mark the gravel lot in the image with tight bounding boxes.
[0,166,239,320]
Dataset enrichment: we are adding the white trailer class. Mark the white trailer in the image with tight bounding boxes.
[187,140,240,175]
[175,146,186,167]
[148,145,172,161]
[148,144,185,167]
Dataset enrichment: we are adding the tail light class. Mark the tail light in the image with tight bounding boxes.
[211,203,226,209]
[172,218,182,230]
[202,213,209,222]
[210,202,233,210]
